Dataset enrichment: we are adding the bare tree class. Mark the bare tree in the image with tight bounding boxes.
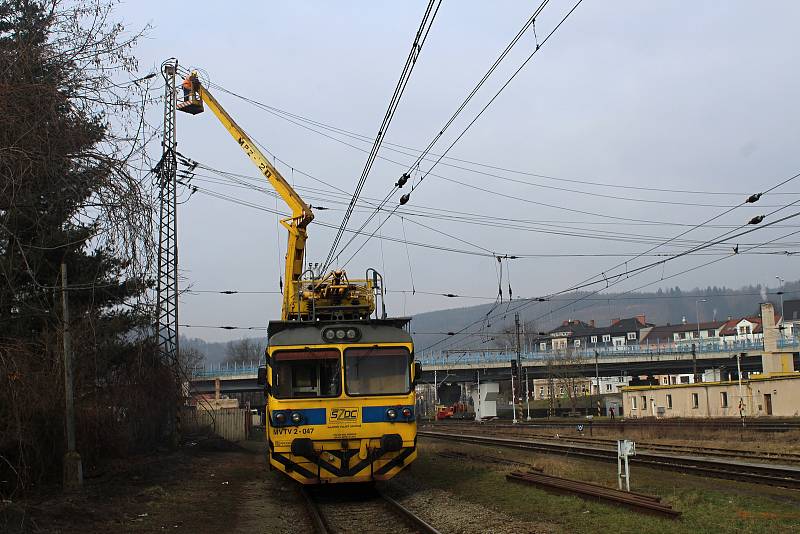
[550,347,591,414]
[224,338,263,365]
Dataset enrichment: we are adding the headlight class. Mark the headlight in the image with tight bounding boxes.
[402,408,413,418]
[274,412,286,424]
[386,408,397,420]
[322,327,361,342]
[290,412,302,424]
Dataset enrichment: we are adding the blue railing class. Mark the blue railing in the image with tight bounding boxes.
[190,360,262,378]
[188,337,799,375]
[419,337,800,367]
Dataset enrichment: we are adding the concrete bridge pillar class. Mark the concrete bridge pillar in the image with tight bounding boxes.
[760,302,795,375]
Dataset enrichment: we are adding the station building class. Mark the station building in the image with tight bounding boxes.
[622,303,800,418]
[621,374,800,418]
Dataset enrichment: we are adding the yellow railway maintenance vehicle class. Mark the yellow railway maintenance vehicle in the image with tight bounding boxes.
[177,69,420,484]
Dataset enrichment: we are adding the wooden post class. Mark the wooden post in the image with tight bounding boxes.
[61,261,82,490]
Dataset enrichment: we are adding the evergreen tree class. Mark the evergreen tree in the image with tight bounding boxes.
[0,0,166,495]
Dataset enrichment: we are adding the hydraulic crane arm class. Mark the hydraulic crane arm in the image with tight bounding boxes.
[191,84,313,320]
[177,70,378,322]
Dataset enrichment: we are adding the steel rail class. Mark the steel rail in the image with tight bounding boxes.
[428,419,800,432]
[506,471,681,519]
[428,423,800,463]
[300,486,330,534]
[419,431,800,489]
[378,490,443,534]
[301,485,441,534]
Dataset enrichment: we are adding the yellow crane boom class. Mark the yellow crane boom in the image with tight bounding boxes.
[194,85,312,320]
[177,72,378,321]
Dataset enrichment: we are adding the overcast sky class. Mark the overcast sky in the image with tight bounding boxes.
[119,1,800,341]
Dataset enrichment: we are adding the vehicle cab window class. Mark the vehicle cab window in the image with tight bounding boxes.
[344,347,411,396]
[272,349,341,398]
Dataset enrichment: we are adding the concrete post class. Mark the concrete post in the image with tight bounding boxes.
[760,302,795,375]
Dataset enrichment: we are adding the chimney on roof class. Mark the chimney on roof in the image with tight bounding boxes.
[562,320,569,327]
[682,316,687,324]
[636,314,646,325]
[611,318,621,326]
[589,319,595,327]
[727,315,732,321]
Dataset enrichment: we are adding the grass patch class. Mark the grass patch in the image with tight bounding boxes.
[405,440,800,533]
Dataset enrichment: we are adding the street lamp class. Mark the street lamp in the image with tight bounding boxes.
[776,276,785,338]
[696,299,707,343]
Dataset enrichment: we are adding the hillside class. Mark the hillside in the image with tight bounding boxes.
[183,280,798,363]
[408,280,799,352]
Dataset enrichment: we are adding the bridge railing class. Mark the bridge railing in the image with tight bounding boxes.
[417,337,793,367]
[190,360,262,378]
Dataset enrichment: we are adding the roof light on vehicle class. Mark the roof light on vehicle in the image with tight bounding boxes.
[386,408,397,420]
[402,408,413,418]
[290,412,302,424]
[335,329,346,340]
[274,412,286,424]
[346,328,357,339]
[324,329,336,341]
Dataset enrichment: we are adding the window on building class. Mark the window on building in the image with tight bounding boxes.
[602,334,611,343]
[641,396,647,410]
[591,336,598,343]
[662,377,669,384]
[618,376,624,382]
[666,394,672,408]
[606,384,612,392]
[540,342,547,350]
[721,392,728,408]
[574,339,581,347]
[680,376,690,384]
[627,332,637,340]
[692,393,699,408]
[539,386,544,397]
[631,397,637,410]
[707,329,716,337]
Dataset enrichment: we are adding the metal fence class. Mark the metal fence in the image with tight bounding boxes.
[182,406,249,442]
[190,360,262,378]
[186,337,800,374]
[419,336,800,366]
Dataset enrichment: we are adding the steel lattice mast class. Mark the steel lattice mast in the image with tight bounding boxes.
[156,60,179,367]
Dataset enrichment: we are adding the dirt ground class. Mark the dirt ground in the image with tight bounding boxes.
[4,435,799,534]
[0,439,311,534]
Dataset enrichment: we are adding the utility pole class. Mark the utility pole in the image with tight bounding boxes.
[525,367,531,421]
[510,364,517,424]
[776,276,785,338]
[61,261,82,490]
[594,350,600,416]
[692,343,699,383]
[515,313,522,422]
[157,60,180,445]
[547,351,554,418]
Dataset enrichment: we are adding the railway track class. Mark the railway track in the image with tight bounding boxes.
[301,485,441,534]
[428,418,800,433]
[419,431,800,489]
[428,423,800,463]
